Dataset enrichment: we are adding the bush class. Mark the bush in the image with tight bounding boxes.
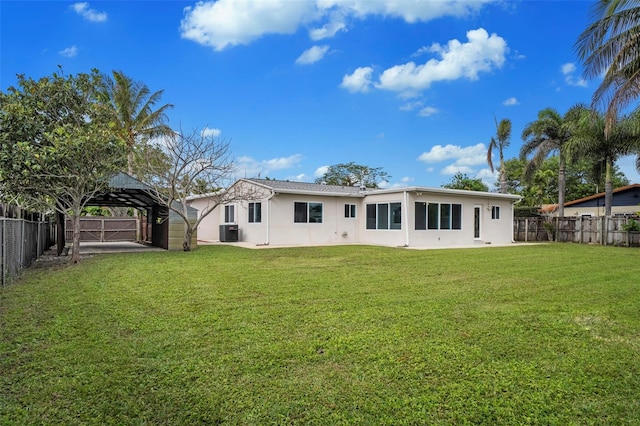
[622,218,640,232]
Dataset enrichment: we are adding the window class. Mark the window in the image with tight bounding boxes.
[224,205,235,223]
[366,202,401,230]
[415,202,427,230]
[417,202,462,230]
[491,206,500,220]
[294,202,323,223]
[248,202,261,223]
[344,204,356,218]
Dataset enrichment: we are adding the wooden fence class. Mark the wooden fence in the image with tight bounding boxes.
[65,217,136,243]
[514,216,640,247]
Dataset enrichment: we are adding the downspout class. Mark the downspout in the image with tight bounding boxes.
[511,197,521,243]
[403,190,410,247]
[264,190,275,245]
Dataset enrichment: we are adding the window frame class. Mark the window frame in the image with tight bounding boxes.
[248,202,262,223]
[491,205,501,220]
[294,201,323,224]
[344,203,356,218]
[224,205,235,223]
[416,202,462,230]
[366,202,402,230]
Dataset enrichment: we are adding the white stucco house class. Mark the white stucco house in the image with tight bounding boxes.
[187,178,521,248]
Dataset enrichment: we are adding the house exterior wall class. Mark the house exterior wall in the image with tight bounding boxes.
[363,192,514,248]
[263,193,362,246]
[188,197,221,241]
[191,180,519,248]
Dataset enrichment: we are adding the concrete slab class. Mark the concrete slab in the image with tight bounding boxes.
[73,241,165,254]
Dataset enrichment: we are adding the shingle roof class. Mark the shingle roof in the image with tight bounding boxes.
[245,178,367,196]
[564,183,640,206]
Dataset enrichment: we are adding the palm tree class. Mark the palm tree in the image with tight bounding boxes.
[99,70,174,175]
[566,108,640,216]
[575,1,640,137]
[520,105,585,216]
[487,117,511,194]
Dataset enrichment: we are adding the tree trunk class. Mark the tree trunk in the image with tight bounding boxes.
[557,154,566,217]
[604,160,613,217]
[56,211,65,256]
[71,209,82,263]
[183,224,193,252]
[499,155,507,194]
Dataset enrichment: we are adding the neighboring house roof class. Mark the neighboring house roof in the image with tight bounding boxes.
[564,183,640,207]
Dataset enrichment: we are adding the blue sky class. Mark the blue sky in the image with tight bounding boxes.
[2,0,639,190]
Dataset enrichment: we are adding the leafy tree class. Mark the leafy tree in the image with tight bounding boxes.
[487,117,511,193]
[442,172,488,192]
[566,109,640,215]
[143,128,256,251]
[499,156,629,208]
[520,105,585,216]
[0,69,127,262]
[314,162,390,188]
[576,1,640,137]
[99,70,174,240]
[98,70,174,176]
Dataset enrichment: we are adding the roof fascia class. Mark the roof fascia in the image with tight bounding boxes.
[368,186,521,200]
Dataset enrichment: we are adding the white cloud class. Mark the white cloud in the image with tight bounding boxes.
[181,0,315,51]
[59,46,78,58]
[419,106,438,117]
[180,0,495,50]
[315,165,329,177]
[375,28,507,94]
[561,62,587,87]
[503,97,519,106]
[399,100,424,111]
[264,154,305,169]
[340,66,373,93]
[296,45,330,65]
[418,143,486,164]
[236,154,304,178]
[292,173,308,181]
[561,63,576,75]
[317,0,493,23]
[419,143,487,176]
[71,2,107,22]
[400,176,414,183]
[442,164,472,175]
[309,15,346,40]
[201,127,222,138]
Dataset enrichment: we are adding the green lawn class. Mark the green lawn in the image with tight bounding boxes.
[1,243,639,425]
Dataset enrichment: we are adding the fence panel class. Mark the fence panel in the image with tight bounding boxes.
[65,218,136,243]
[1,218,53,288]
[514,216,640,247]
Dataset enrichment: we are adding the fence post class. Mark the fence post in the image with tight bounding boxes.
[524,218,529,242]
[2,218,5,288]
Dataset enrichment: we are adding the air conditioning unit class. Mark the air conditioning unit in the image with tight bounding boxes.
[219,224,239,242]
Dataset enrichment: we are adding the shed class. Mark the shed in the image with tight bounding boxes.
[78,172,197,251]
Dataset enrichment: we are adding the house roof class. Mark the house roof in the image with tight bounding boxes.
[241,178,521,200]
[564,183,640,207]
[244,178,367,197]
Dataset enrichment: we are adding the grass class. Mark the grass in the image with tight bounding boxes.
[1,243,640,425]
